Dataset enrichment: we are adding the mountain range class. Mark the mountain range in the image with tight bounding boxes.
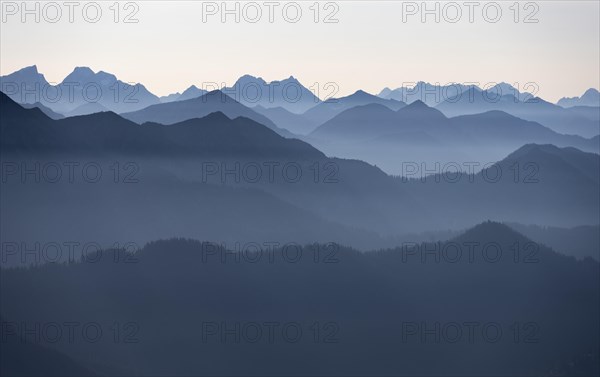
[435,91,600,138]
[160,85,207,103]
[397,143,600,228]
[0,91,312,158]
[302,89,406,126]
[0,65,160,114]
[379,81,535,106]
[2,66,598,140]
[224,74,321,114]
[2,79,599,376]
[2,91,598,245]
[306,99,598,175]
[558,88,600,107]
[120,90,294,137]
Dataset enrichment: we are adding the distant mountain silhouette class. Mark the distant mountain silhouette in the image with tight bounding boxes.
[379,82,471,106]
[308,99,598,176]
[225,74,320,114]
[256,95,422,136]
[449,110,598,150]
[0,66,161,114]
[121,90,294,137]
[159,85,209,103]
[253,105,318,135]
[160,91,182,103]
[64,102,110,117]
[56,66,160,113]
[436,92,600,138]
[303,89,406,125]
[309,100,446,140]
[309,100,597,157]
[177,85,208,101]
[488,82,535,101]
[0,65,50,104]
[158,76,318,113]
[558,88,600,108]
[310,103,397,139]
[378,82,534,107]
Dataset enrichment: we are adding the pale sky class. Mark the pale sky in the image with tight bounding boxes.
[1,1,599,101]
